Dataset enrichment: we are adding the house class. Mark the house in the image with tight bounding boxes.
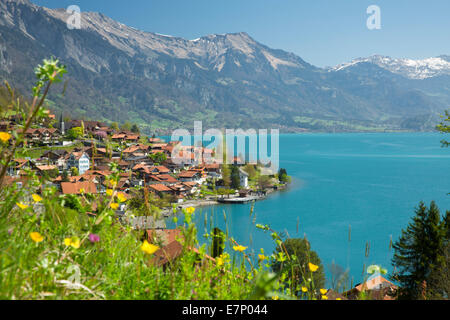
[67,152,90,175]
[343,275,397,300]
[61,181,98,195]
[239,168,249,188]
[147,229,216,267]
[204,163,222,178]
[149,137,164,144]
[147,229,183,247]
[177,170,202,182]
[148,184,173,196]
[41,150,68,170]
[34,164,58,177]
[67,120,107,134]
[8,158,31,176]
[22,128,61,146]
[111,131,140,144]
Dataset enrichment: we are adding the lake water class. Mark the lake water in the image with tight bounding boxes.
[169,133,450,285]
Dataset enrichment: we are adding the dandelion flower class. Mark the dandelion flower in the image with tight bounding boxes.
[320,289,328,295]
[0,132,11,143]
[308,262,319,272]
[141,240,159,255]
[30,232,44,243]
[117,192,127,203]
[233,245,247,252]
[301,287,308,293]
[32,194,43,202]
[258,254,267,261]
[185,207,195,214]
[64,237,80,249]
[16,202,29,210]
[110,202,119,210]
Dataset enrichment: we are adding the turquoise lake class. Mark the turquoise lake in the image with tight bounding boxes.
[169,133,450,285]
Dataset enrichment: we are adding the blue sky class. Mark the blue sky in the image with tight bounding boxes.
[32,0,450,67]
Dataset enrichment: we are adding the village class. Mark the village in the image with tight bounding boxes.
[0,110,286,207]
[0,110,400,300]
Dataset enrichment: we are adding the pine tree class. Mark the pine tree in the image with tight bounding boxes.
[391,201,446,299]
[230,165,241,189]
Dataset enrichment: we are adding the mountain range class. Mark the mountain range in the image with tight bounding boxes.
[0,0,449,133]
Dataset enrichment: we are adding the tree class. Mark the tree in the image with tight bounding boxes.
[278,168,291,184]
[221,164,231,188]
[391,201,447,299]
[70,167,79,177]
[149,152,167,164]
[257,175,272,190]
[230,165,241,189]
[121,121,132,132]
[272,238,326,294]
[67,127,83,140]
[437,110,450,147]
[61,169,70,182]
[110,122,119,131]
[243,164,258,181]
[131,124,140,134]
[427,242,450,299]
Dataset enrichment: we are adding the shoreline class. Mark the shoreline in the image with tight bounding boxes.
[161,184,287,218]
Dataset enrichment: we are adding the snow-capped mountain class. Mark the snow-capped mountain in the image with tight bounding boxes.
[330,55,450,80]
[0,0,448,132]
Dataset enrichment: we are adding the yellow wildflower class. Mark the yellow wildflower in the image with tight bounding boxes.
[16,202,29,210]
[108,179,117,187]
[308,262,319,272]
[216,256,224,266]
[185,207,195,214]
[336,298,342,300]
[106,189,113,196]
[0,132,11,143]
[30,232,44,243]
[320,288,328,295]
[272,295,279,300]
[141,240,159,255]
[321,295,328,300]
[79,188,85,194]
[32,194,43,202]
[301,286,308,293]
[117,192,127,203]
[258,254,267,261]
[110,202,119,210]
[64,237,80,249]
[233,245,247,252]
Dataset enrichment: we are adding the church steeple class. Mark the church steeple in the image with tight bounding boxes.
[60,113,65,135]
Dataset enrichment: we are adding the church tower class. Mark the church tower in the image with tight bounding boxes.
[60,113,65,135]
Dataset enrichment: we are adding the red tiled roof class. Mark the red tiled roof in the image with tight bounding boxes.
[146,229,183,246]
[35,165,57,171]
[148,184,172,192]
[178,171,199,178]
[61,181,97,194]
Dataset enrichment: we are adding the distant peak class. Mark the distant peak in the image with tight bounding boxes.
[331,54,450,79]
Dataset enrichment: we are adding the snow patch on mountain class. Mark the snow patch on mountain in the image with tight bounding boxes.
[330,55,450,79]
